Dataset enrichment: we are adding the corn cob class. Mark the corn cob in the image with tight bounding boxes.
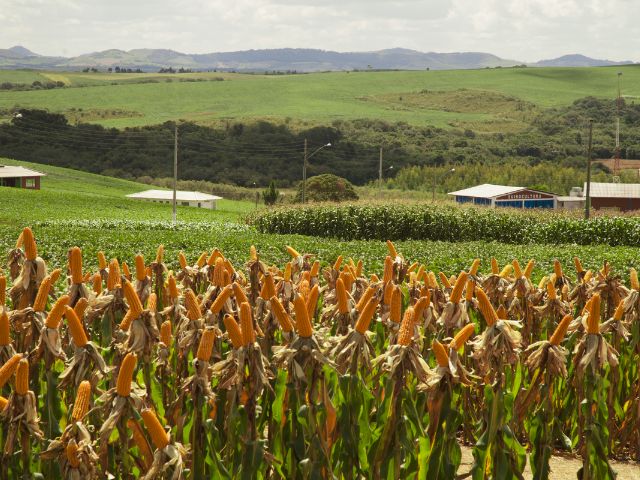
[499,264,512,278]
[397,307,414,346]
[97,251,108,270]
[232,282,249,306]
[476,287,498,327]
[335,278,349,314]
[73,298,88,321]
[270,296,294,333]
[15,358,29,395]
[356,260,363,278]
[155,245,164,264]
[386,240,398,259]
[123,280,143,317]
[33,275,53,312]
[92,273,102,295]
[250,245,258,261]
[0,396,7,411]
[223,314,244,348]
[310,260,321,277]
[127,419,153,469]
[22,227,37,261]
[449,271,468,304]
[340,271,355,292]
[428,271,438,288]
[224,259,235,277]
[184,289,201,321]
[15,230,23,248]
[69,247,83,284]
[469,258,480,276]
[306,284,319,320]
[553,259,563,280]
[239,302,255,346]
[583,270,593,283]
[613,299,625,321]
[0,310,9,346]
[0,354,21,388]
[549,314,573,346]
[45,294,70,329]
[167,274,179,299]
[432,339,449,367]
[107,259,121,290]
[587,293,601,334]
[464,279,474,302]
[147,293,157,313]
[439,272,452,289]
[178,251,188,269]
[546,281,557,301]
[489,257,499,275]
[450,323,476,350]
[260,273,277,300]
[294,294,313,337]
[355,297,379,334]
[66,440,81,468]
[286,246,301,259]
[49,268,61,284]
[383,280,394,305]
[407,262,418,274]
[631,268,639,291]
[537,275,549,290]
[210,257,224,287]
[207,249,222,267]
[116,353,137,397]
[196,252,208,268]
[371,273,380,283]
[512,259,523,278]
[389,286,402,323]
[383,256,393,284]
[196,327,216,361]
[413,293,430,321]
[160,320,172,347]
[284,263,292,282]
[0,275,5,306]
[524,259,535,279]
[355,286,375,312]
[120,309,136,331]
[415,264,425,283]
[72,380,91,421]
[496,304,507,320]
[573,256,584,274]
[64,306,89,347]
[133,254,145,282]
[141,408,170,450]
[210,285,232,314]
[332,255,344,272]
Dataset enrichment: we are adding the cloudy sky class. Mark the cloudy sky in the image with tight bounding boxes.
[1,0,638,62]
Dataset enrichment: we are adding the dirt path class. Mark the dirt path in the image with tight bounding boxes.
[459,446,640,479]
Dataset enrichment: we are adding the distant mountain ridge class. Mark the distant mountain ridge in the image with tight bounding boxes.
[0,45,635,71]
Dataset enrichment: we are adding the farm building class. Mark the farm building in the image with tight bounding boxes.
[584,182,640,212]
[448,184,557,209]
[0,165,45,189]
[126,190,222,209]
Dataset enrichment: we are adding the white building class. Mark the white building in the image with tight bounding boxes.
[126,190,222,209]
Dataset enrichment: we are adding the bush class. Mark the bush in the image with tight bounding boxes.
[294,174,359,203]
[262,180,279,206]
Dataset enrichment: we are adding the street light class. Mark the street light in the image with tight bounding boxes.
[432,167,455,202]
[302,141,332,203]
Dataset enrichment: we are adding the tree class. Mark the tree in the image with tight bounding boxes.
[262,180,279,206]
[294,174,358,203]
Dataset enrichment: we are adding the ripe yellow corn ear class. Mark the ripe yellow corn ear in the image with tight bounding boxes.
[573,256,584,274]
[0,396,7,411]
[547,314,573,346]
[196,252,207,268]
[355,297,379,334]
[415,264,425,283]
[107,259,121,290]
[260,273,277,300]
[386,240,398,259]
[583,270,593,283]
[306,284,319,320]
[196,327,216,361]
[184,289,201,321]
[428,271,438,288]
[432,340,449,367]
[33,275,53,313]
[413,294,430,321]
[356,259,363,278]
[178,251,188,269]
[382,256,393,284]
[524,259,535,279]
[397,307,414,346]
[449,271,468,304]
[15,358,29,395]
[127,419,153,469]
[160,320,172,347]
[210,285,232,314]
[64,306,89,347]
[223,314,244,349]
[66,440,81,468]
[546,281,557,301]
[286,246,301,259]
[97,251,108,270]
[22,227,37,261]
[390,286,402,323]
[45,294,70,329]
[450,323,475,350]
[123,280,143,317]
[240,302,255,346]
[587,293,601,334]
[224,259,235,277]
[294,294,313,337]
[356,286,375,312]
[496,305,507,320]
[284,263,292,282]
[310,260,321,277]
[207,248,222,267]
[232,282,249,306]
[370,273,380,283]
[469,258,480,276]
[15,231,23,248]
[407,262,418,274]
[212,257,226,287]
[50,268,61,284]
[613,299,625,321]
[72,380,91,421]
[490,258,499,275]
[333,255,343,271]
[68,247,83,284]
[512,259,523,278]
[92,273,102,295]
[383,281,394,305]
[553,259,563,280]
[249,245,258,262]
[630,268,639,291]
[155,245,164,264]
[438,272,452,289]
[499,264,512,278]
[120,310,136,331]
[270,296,294,333]
[167,274,179,299]
[0,310,10,346]
[0,354,22,388]
[134,254,146,282]
[476,287,498,327]
[141,408,170,450]
[116,353,137,397]
[146,293,157,313]
[336,278,349,314]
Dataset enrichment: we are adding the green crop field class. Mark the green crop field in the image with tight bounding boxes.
[1,65,639,129]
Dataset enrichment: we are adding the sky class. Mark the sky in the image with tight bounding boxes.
[1,0,638,62]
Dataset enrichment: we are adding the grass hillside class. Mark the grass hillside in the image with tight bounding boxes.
[1,66,638,128]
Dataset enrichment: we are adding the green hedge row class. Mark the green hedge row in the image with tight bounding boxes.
[251,204,640,246]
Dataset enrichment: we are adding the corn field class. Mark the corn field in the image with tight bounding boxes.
[0,227,638,479]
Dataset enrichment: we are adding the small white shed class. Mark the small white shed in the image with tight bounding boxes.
[126,189,222,210]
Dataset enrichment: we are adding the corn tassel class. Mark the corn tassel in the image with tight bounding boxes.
[240,302,255,346]
[72,380,91,421]
[549,314,573,346]
[0,354,21,388]
[476,287,498,327]
[294,294,313,337]
[196,327,216,361]
[0,310,10,346]
[336,278,349,314]
[210,285,232,314]
[450,323,475,350]
[66,440,81,468]
[397,307,414,346]
[160,320,172,347]
[127,419,153,469]
[184,289,201,321]
[432,339,449,367]
[69,247,83,284]
[33,275,53,312]
[449,271,468,304]
[587,293,601,334]
[141,408,170,450]
[223,314,244,349]
[22,227,37,261]
[15,358,29,395]
[45,294,69,329]
[116,353,137,397]
[270,296,294,333]
[355,298,379,334]
[65,306,88,347]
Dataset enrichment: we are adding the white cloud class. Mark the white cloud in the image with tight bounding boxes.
[0,0,637,61]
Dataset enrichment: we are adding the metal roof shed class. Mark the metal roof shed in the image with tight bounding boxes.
[126,189,223,210]
[448,183,557,209]
[584,182,640,212]
[0,165,45,189]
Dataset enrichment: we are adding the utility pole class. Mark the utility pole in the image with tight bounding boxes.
[302,138,308,204]
[614,72,623,175]
[585,120,593,220]
[173,123,178,224]
[378,147,383,192]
